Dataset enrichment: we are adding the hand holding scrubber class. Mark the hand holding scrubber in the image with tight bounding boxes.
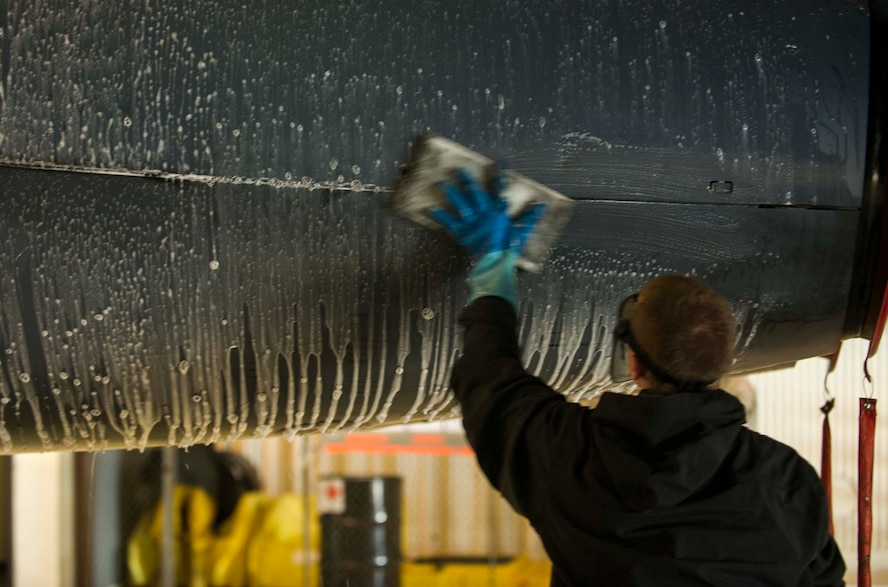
[392,134,574,273]
[392,134,575,308]
[430,170,546,259]
[429,169,545,308]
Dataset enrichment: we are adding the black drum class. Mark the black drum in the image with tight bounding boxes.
[321,477,401,587]
[321,477,402,587]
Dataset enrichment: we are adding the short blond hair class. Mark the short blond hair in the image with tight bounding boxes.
[631,274,736,389]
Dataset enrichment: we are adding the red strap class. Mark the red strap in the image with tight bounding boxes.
[820,399,835,536]
[858,397,877,587]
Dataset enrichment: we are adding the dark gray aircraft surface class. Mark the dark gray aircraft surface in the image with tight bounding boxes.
[0,0,885,451]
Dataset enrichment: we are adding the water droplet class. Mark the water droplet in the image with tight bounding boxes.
[257,393,267,402]
[94,313,104,321]
[120,409,129,419]
[18,373,30,383]
[123,116,132,127]
[192,394,202,403]
[659,20,667,28]
[232,129,240,137]
[91,409,102,417]
[51,387,61,395]
[226,414,239,424]
[351,165,361,175]
[209,260,220,270]
[376,412,388,423]
[421,308,435,320]
[329,158,339,171]
[301,377,309,383]
[395,367,404,375]
[59,371,69,380]
[178,360,190,375]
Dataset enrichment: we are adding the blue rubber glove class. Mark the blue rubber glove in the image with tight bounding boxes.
[429,169,545,308]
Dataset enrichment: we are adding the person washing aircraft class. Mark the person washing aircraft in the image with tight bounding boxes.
[430,169,846,586]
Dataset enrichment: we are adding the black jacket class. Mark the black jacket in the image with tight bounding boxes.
[452,297,845,586]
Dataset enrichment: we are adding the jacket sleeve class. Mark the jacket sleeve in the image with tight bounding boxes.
[810,532,846,587]
[451,296,587,519]
[808,489,847,587]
